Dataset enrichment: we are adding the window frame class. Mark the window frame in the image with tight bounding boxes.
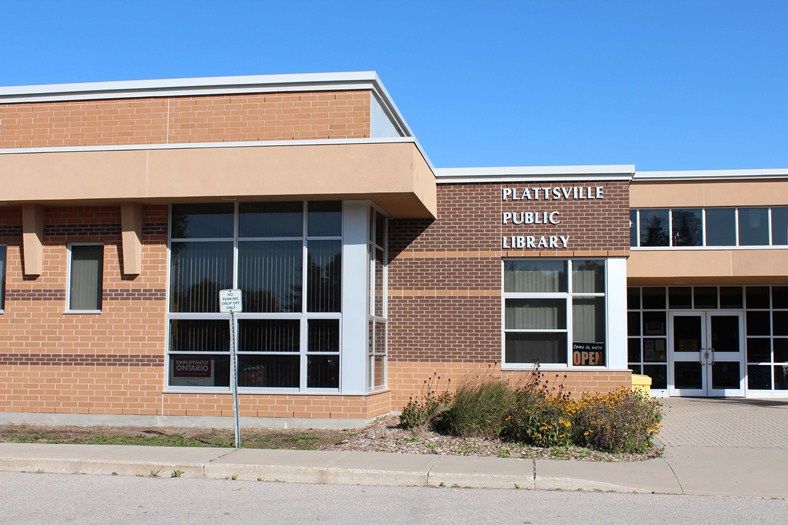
[501,258,608,371]
[367,204,388,391]
[65,242,104,314]
[165,201,343,393]
[631,206,785,250]
[0,244,6,313]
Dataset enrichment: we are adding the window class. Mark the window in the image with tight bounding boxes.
[631,206,785,248]
[705,208,736,246]
[639,209,669,247]
[628,285,788,392]
[67,244,103,312]
[168,202,342,390]
[0,245,5,311]
[738,208,769,246]
[503,259,606,367]
[368,208,388,390]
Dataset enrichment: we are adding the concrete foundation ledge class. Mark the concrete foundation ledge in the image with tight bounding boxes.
[0,411,379,430]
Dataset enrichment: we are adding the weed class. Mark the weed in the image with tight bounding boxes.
[171,470,184,478]
[149,469,161,478]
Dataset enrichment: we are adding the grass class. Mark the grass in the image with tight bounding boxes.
[0,424,349,450]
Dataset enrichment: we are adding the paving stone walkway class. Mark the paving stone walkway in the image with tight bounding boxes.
[658,397,788,448]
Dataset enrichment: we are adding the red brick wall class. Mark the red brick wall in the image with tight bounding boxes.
[387,181,631,406]
[0,91,371,148]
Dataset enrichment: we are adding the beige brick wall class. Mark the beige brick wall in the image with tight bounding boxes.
[0,91,371,148]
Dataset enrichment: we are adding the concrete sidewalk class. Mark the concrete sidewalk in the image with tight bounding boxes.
[0,442,784,498]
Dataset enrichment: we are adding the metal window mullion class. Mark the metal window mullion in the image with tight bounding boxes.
[668,209,673,247]
[701,208,707,246]
[768,208,773,246]
[735,208,740,246]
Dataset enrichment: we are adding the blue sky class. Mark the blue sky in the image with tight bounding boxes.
[2,1,787,170]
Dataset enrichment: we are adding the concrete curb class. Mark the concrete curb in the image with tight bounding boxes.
[0,443,663,493]
[1,443,783,497]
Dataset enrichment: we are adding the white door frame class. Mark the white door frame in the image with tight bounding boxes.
[668,310,745,397]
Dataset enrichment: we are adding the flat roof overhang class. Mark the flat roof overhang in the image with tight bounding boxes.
[0,140,437,219]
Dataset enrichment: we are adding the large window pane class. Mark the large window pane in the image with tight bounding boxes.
[639,209,669,246]
[238,320,299,352]
[307,240,341,312]
[572,260,605,293]
[772,207,788,245]
[628,339,641,362]
[705,208,736,246]
[504,260,566,292]
[307,201,342,237]
[738,208,769,246]
[69,245,103,311]
[308,319,339,352]
[747,365,772,390]
[505,332,566,364]
[572,298,605,344]
[307,355,339,388]
[170,320,229,352]
[171,203,234,239]
[671,209,702,246]
[747,338,771,363]
[505,299,566,330]
[170,242,233,312]
[238,241,302,313]
[239,202,302,238]
[627,287,641,309]
[169,354,230,387]
[238,355,299,388]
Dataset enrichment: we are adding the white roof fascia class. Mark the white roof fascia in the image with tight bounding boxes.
[0,71,412,137]
[634,168,788,182]
[435,164,636,183]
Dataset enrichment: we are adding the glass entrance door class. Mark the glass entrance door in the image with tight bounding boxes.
[668,311,744,397]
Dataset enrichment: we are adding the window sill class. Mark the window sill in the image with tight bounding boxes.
[63,310,102,315]
[162,388,373,396]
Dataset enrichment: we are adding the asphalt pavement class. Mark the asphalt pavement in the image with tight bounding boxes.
[0,471,785,525]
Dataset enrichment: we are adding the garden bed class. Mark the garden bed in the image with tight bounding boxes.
[0,415,661,462]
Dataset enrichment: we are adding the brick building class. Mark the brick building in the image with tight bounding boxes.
[0,72,785,425]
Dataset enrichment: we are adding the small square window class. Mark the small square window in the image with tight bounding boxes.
[68,245,103,311]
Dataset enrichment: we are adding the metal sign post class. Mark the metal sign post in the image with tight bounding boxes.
[219,289,243,448]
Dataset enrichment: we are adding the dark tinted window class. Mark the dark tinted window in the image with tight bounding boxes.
[171,203,234,238]
[239,202,302,238]
[694,287,718,309]
[705,208,736,246]
[772,207,788,245]
[642,287,666,309]
[169,242,233,312]
[738,208,769,246]
[668,287,692,309]
[307,201,342,237]
[629,210,638,246]
[639,209,669,246]
[746,287,770,309]
[671,209,702,246]
[720,287,743,309]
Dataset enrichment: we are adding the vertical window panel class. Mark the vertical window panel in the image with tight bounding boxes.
[238,241,302,313]
[639,209,669,246]
[69,245,103,311]
[671,209,703,246]
[738,208,769,246]
[307,240,341,312]
[307,355,339,388]
[169,242,233,313]
[772,207,788,245]
[705,208,736,246]
[629,210,638,247]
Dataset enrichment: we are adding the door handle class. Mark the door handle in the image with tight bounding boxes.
[708,348,714,366]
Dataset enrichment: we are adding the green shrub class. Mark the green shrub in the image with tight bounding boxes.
[571,388,662,453]
[440,379,515,438]
[501,390,573,447]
